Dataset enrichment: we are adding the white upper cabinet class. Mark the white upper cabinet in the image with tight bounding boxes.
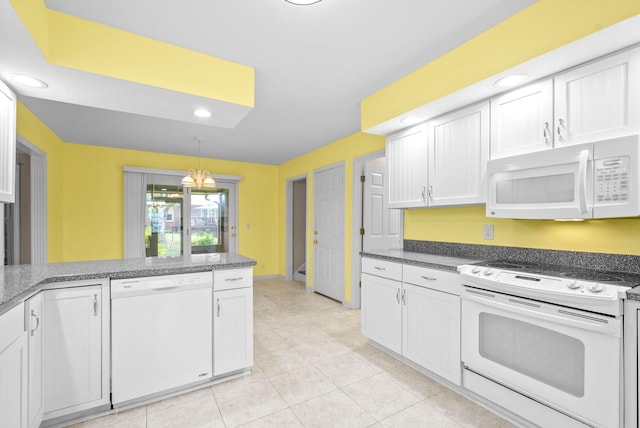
[490,80,554,159]
[554,46,640,146]
[0,79,17,204]
[386,126,429,208]
[428,102,489,206]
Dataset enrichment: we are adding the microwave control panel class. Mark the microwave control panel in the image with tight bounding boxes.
[595,156,629,202]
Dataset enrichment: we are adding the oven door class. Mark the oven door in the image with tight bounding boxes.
[486,143,594,219]
[461,287,622,428]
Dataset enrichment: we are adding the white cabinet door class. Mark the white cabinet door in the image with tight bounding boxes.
[402,283,461,385]
[0,303,28,428]
[361,272,402,354]
[386,127,429,208]
[0,80,16,203]
[0,334,28,428]
[490,80,554,158]
[213,286,253,376]
[44,283,110,419]
[428,102,489,206]
[25,294,43,428]
[554,46,640,146]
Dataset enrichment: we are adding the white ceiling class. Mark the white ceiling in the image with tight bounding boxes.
[0,0,535,164]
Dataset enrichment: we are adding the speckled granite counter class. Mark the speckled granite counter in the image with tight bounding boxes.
[0,253,256,316]
[360,248,485,272]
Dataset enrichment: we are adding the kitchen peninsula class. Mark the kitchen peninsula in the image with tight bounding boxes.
[0,253,256,428]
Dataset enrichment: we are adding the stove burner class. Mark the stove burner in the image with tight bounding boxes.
[561,272,623,282]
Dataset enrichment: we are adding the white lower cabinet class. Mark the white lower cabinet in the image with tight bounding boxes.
[361,258,462,386]
[213,268,253,376]
[25,293,43,428]
[402,265,461,385]
[43,281,110,421]
[0,303,28,428]
[361,272,402,354]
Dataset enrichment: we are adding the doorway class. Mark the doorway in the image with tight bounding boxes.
[285,175,307,283]
[3,138,47,265]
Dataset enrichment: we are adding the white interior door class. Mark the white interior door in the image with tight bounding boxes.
[363,157,402,251]
[313,164,344,302]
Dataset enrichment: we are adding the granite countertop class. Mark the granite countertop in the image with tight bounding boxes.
[360,248,485,273]
[0,253,257,316]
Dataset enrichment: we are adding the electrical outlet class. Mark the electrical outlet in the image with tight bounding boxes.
[483,224,494,240]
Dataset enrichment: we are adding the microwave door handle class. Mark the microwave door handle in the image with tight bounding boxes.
[578,149,589,216]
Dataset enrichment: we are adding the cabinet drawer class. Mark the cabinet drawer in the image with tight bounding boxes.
[362,258,402,281]
[0,302,24,354]
[403,265,462,295]
[214,268,253,291]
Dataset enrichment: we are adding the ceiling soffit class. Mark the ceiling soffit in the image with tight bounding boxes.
[8,0,254,128]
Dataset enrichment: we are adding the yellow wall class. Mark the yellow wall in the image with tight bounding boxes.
[278,132,385,302]
[362,1,640,257]
[405,206,640,256]
[16,103,278,273]
[16,102,64,262]
[61,144,278,275]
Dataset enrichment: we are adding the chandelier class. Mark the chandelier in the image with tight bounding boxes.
[181,137,216,188]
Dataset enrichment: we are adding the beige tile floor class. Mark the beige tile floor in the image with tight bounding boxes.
[70,278,515,428]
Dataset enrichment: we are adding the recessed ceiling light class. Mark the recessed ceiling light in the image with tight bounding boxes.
[494,74,529,88]
[401,116,424,125]
[8,73,48,88]
[285,0,322,5]
[194,109,212,118]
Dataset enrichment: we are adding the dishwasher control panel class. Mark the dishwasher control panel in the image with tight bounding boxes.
[111,272,213,297]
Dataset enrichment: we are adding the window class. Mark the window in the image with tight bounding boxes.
[124,167,240,259]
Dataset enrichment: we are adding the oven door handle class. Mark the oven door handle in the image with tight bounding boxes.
[463,292,619,336]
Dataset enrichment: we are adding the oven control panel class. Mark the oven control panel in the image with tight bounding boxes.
[458,265,622,300]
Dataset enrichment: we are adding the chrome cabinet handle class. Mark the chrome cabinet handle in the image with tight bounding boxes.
[374,266,386,271]
[557,118,565,142]
[543,122,551,145]
[217,298,221,317]
[396,288,400,304]
[421,186,426,201]
[30,310,40,336]
[401,289,406,305]
[421,275,437,281]
[427,186,433,201]
[93,294,98,317]
[224,277,243,281]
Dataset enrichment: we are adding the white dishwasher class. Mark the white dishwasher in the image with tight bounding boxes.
[111,272,213,406]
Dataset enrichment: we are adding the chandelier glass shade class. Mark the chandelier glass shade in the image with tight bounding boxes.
[181,138,216,188]
[181,168,215,188]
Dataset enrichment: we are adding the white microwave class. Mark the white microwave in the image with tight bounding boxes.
[487,134,640,219]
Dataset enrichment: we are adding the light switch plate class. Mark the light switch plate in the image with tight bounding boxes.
[483,224,494,240]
